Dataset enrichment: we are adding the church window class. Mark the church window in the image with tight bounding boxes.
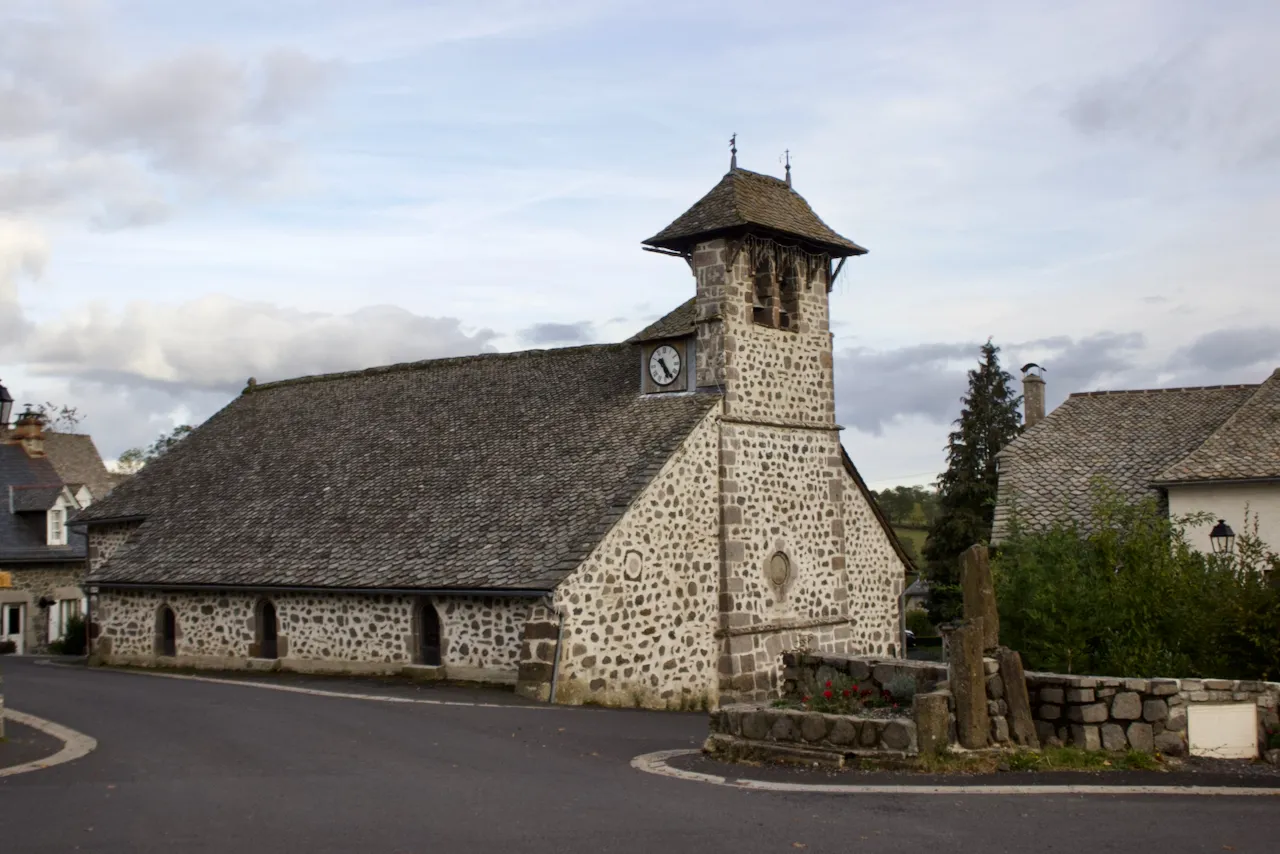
[752,256,777,327]
[779,261,800,330]
[255,599,279,659]
[766,552,792,589]
[156,604,177,657]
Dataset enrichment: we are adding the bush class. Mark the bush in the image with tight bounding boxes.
[60,615,87,656]
[995,484,1280,680]
[905,608,937,638]
[885,674,918,703]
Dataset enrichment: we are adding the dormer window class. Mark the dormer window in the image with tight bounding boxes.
[48,506,66,546]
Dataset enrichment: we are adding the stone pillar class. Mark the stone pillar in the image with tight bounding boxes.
[913,691,951,756]
[960,545,998,650]
[515,605,561,702]
[997,646,1039,748]
[949,617,990,749]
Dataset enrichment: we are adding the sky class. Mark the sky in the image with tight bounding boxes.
[2,0,1279,487]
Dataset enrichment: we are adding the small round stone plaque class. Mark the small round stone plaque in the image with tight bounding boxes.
[766,552,791,587]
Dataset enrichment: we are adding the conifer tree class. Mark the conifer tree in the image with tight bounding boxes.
[923,340,1022,623]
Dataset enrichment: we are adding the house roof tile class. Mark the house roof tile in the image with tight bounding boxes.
[629,299,696,343]
[0,444,86,562]
[1155,369,1280,484]
[993,382,1259,540]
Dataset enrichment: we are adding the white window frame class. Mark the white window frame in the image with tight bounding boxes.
[48,506,66,545]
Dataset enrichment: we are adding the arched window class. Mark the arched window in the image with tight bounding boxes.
[779,261,800,330]
[156,604,177,657]
[418,600,442,666]
[256,599,279,660]
[752,256,777,327]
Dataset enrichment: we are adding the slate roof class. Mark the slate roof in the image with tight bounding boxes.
[77,344,721,591]
[993,382,1261,541]
[630,299,696,343]
[1155,369,1280,484]
[0,430,115,500]
[643,168,867,257]
[10,484,64,512]
[0,444,86,563]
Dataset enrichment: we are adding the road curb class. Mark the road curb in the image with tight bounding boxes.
[631,749,1280,797]
[0,709,98,778]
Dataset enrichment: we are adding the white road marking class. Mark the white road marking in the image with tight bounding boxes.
[631,749,1280,797]
[65,664,557,710]
[0,708,98,778]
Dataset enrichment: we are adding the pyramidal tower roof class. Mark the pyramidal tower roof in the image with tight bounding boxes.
[642,167,866,257]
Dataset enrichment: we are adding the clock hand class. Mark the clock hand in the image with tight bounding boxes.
[658,358,674,380]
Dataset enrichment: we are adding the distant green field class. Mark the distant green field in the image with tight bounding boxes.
[894,525,928,554]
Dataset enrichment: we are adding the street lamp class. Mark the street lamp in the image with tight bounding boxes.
[1209,519,1235,555]
[0,380,12,428]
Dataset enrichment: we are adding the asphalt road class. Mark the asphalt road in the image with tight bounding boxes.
[1,658,1277,854]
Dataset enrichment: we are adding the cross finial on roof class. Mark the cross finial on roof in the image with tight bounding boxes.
[729,133,737,169]
[784,149,791,187]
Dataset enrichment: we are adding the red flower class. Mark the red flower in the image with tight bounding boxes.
[824,680,832,688]
[823,690,833,699]
[842,689,852,697]
[802,696,811,703]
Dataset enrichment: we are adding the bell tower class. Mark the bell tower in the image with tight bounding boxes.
[643,152,871,702]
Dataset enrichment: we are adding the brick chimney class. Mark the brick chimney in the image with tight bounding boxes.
[1021,364,1046,428]
[8,409,47,457]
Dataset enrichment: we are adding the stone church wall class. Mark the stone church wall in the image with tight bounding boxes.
[839,470,905,657]
[91,585,534,680]
[549,409,721,709]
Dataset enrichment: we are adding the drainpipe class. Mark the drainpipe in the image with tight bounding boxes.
[544,594,566,705]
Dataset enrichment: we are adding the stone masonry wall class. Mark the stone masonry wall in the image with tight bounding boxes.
[88,521,141,571]
[840,474,905,657]
[552,409,721,709]
[4,564,84,653]
[93,587,534,678]
[1028,672,1280,755]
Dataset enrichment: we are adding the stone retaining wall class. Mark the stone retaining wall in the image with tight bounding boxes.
[708,704,918,759]
[1027,672,1280,756]
[781,652,947,700]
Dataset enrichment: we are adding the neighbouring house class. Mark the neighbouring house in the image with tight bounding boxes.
[903,577,930,612]
[994,365,1280,557]
[0,407,116,654]
[74,159,912,708]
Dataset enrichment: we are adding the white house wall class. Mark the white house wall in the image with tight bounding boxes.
[1168,482,1280,556]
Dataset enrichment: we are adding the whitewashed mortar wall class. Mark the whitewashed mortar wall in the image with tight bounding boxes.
[552,409,721,709]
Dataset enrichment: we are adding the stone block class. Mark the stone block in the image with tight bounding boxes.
[1180,679,1203,692]
[1070,724,1101,751]
[1039,704,1062,721]
[1189,691,1210,702]
[1038,687,1065,705]
[1143,699,1169,722]
[1203,679,1232,690]
[1149,679,1179,696]
[991,716,1010,744]
[987,700,1000,716]
[848,660,871,681]
[1035,720,1057,746]
[882,720,913,751]
[1097,688,1116,698]
[1065,688,1096,703]
[1072,678,1099,689]
[828,718,858,746]
[742,712,770,741]
[960,545,999,649]
[1127,722,1154,753]
[1068,703,1109,724]
[1154,731,1185,756]
[770,714,799,742]
[860,720,881,747]
[984,659,999,676]
[913,693,951,757]
[800,714,828,743]
[1124,679,1150,692]
[986,674,1004,700]
[1166,707,1188,732]
[1111,692,1142,720]
[1100,723,1127,751]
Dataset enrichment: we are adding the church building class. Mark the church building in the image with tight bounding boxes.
[75,156,910,709]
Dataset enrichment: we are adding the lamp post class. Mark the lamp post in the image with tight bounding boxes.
[1209,519,1235,555]
[0,380,12,428]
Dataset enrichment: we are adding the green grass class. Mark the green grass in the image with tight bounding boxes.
[878,747,1164,775]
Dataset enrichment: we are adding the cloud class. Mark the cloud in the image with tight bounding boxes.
[835,332,1149,435]
[0,8,339,226]
[518,321,596,346]
[1064,35,1280,166]
[1170,326,1280,374]
[0,220,46,344]
[21,298,498,394]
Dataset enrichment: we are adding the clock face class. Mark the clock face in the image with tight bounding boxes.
[648,344,682,387]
